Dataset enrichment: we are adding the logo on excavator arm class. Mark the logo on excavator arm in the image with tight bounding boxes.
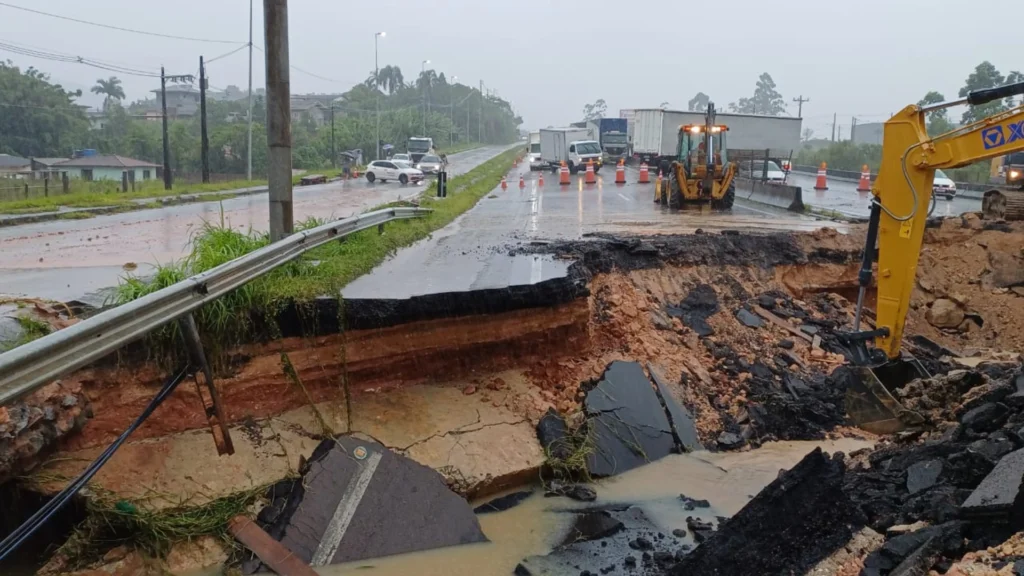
[983,121,1024,149]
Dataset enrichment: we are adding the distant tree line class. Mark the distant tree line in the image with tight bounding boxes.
[0,60,522,177]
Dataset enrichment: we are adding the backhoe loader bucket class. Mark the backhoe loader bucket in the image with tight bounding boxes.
[844,357,928,435]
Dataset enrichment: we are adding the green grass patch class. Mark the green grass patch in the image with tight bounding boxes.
[0,179,264,215]
[1,315,52,351]
[438,141,486,155]
[53,484,268,568]
[56,211,96,220]
[114,147,520,365]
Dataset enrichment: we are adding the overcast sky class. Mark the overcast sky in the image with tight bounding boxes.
[2,0,1020,138]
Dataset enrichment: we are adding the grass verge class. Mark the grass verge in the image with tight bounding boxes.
[0,179,264,215]
[114,146,520,365]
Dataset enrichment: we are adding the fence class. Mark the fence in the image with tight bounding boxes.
[0,171,258,203]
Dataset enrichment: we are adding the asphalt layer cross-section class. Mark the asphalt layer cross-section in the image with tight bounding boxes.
[343,163,837,301]
[0,145,514,303]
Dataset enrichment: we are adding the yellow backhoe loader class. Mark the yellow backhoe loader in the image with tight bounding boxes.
[654,103,736,210]
[842,80,1024,433]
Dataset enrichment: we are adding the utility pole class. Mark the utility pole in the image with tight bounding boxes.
[478,80,483,143]
[838,125,843,141]
[421,59,430,135]
[199,56,210,184]
[330,105,335,168]
[375,32,385,161]
[160,67,171,190]
[246,0,254,181]
[851,116,858,143]
[831,112,837,142]
[450,76,457,148]
[264,0,293,241]
[792,95,809,118]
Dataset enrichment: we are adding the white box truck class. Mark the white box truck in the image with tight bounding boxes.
[631,108,801,166]
[539,127,603,174]
[528,131,543,170]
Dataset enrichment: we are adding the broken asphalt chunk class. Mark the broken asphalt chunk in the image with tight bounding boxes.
[960,448,1024,525]
[648,363,704,453]
[537,408,573,461]
[666,284,719,337]
[268,436,487,566]
[670,449,863,576]
[905,460,943,495]
[474,490,534,514]
[584,361,678,477]
[735,308,765,328]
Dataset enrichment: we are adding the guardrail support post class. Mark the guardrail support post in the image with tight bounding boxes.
[179,313,235,455]
[377,223,385,235]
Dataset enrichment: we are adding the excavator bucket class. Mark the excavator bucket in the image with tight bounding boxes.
[844,357,927,435]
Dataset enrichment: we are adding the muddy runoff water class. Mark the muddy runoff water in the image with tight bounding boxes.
[275,438,871,576]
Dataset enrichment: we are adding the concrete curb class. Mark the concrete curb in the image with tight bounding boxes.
[734,178,805,212]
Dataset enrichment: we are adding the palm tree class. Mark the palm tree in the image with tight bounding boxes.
[91,76,125,110]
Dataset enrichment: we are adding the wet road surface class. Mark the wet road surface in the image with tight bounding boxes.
[786,172,983,219]
[343,164,840,300]
[0,145,514,302]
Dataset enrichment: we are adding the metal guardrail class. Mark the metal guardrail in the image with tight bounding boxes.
[0,206,431,406]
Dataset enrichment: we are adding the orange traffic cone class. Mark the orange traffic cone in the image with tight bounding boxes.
[638,162,650,184]
[559,162,571,186]
[501,176,508,190]
[814,162,829,191]
[857,164,871,192]
[585,160,596,185]
[519,175,525,189]
[615,159,626,184]
[538,172,544,186]
[514,158,518,167]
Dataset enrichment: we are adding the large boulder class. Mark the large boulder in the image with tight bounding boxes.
[925,299,964,329]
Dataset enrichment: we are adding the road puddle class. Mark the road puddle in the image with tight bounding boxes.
[309,438,871,575]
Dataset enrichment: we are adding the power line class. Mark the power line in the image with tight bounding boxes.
[0,39,161,77]
[0,1,242,44]
[206,43,249,65]
[251,44,354,85]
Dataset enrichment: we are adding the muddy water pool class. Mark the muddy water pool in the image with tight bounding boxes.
[303,438,871,576]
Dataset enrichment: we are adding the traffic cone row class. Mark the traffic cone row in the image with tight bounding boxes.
[501,176,507,190]
[538,172,544,186]
[615,159,626,184]
[519,175,525,189]
[814,161,829,191]
[638,162,650,184]
[857,164,871,192]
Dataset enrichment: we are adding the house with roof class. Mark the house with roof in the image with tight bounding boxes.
[53,154,161,182]
[29,158,73,180]
[149,84,200,118]
[290,97,329,126]
[0,154,30,178]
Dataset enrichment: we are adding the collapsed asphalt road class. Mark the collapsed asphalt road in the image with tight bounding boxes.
[0,144,515,303]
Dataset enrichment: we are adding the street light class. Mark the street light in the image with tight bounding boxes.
[421,59,430,134]
[375,31,385,161]
[450,76,457,148]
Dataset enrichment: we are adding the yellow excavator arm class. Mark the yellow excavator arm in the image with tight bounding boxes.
[851,81,1024,363]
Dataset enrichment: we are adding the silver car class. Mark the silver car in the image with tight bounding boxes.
[415,154,444,174]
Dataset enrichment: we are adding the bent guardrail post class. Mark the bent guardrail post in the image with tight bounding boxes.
[180,312,235,455]
[0,207,432,413]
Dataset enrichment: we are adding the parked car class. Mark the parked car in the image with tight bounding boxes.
[740,159,787,183]
[391,153,411,163]
[933,169,957,199]
[416,154,444,174]
[365,160,424,184]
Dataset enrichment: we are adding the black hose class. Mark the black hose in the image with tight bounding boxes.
[0,366,190,562]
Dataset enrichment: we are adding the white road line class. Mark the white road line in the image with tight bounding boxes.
[311,450,383,566]
[617,193,633,203]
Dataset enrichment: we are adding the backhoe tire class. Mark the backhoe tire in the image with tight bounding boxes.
[669,174,684,209]
[712,182,736,210]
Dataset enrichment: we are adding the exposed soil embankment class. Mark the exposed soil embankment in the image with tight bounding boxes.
[60,298,589,450]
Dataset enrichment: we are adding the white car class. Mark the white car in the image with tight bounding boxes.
[365,160,424,185]
[391,153,411,163]
[743,160,787,184]
[932,169,957,199]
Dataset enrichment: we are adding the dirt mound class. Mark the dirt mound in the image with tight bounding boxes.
[908,215,1024,354]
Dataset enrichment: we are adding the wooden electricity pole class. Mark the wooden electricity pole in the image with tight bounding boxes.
[200,56,210,184]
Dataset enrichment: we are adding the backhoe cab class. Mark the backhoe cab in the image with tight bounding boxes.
[655,103,737,209]
[841,80,1024,434]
